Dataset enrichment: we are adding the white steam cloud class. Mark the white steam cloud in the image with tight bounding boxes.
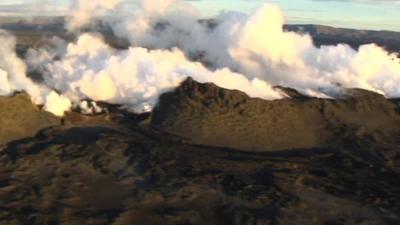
[1,0,400,116]
[67,0,122,31]
[27,33,282,112]
[0,30,72,116]
[105,1,400,98]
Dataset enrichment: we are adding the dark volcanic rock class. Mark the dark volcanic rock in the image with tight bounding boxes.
[152,78,400,151]
[0,93,60,145]
[1,82,400,224]
[1,124,400,225]
[2,19,400,225]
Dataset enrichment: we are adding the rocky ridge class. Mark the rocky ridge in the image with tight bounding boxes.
[1,79,400,225]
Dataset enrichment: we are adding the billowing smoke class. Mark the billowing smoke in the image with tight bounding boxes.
[104,1,400,98]
[66,0,122,31]
[0,30,71,116]
[0,30,41,98]
[1,0,400,116]
[225,5,400,97]
[27,33,282,112]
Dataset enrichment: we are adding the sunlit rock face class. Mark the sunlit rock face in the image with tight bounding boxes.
[1,85,400,224]
[0,93,60,145]
[152,78,400,151]
[0,72,400,225]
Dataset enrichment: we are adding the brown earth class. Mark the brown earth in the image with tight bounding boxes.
[2,124,400,225]
[1,81,400,224]
[0,93,60,145]
[152,78,400,152]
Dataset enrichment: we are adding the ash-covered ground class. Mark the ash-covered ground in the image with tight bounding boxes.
[1,79,400,225]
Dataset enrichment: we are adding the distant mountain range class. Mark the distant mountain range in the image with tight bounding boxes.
[285,24,400,53]
[1,17,399,53]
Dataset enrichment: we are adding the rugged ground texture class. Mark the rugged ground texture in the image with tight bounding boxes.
[2,125,400,225]
[1,81,400,225]
[153,78,400,153]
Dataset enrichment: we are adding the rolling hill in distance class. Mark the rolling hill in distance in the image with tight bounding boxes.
[1,17,400,53]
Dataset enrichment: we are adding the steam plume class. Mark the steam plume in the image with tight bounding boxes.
[27,33,282,112]
[67,0,122,31]
[1,0,400,117]
[62,0,400,99]
[0,30,71,116]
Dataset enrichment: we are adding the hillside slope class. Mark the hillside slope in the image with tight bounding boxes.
[152,78,400,153]
[1,81,400,224]
[0,93,60,145]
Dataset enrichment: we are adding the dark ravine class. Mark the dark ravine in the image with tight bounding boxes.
[1,80,400,225]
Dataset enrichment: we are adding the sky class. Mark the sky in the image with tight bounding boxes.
[0,0,399,31]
